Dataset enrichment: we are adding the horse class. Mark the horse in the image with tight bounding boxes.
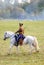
[3,31,40,54]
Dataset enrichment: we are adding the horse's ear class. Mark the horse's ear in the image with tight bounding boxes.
[4,32,7,36]
[5,32,7,35]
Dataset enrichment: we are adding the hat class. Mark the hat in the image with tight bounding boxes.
[19,23,23,26]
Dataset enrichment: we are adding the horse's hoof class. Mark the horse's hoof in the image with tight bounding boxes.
[7,53,10,55]
[36,50,39,52]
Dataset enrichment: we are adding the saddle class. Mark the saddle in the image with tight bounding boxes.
[14,34,25,46]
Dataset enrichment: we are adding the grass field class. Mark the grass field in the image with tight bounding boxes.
[0,20,44,65]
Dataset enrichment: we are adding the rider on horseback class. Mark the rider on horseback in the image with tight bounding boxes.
[15,23,25,46]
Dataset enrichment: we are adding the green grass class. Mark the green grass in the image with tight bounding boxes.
[0,20,44,65]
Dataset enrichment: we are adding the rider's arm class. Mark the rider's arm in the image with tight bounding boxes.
[15,28,22,34]
[15,30,19,33]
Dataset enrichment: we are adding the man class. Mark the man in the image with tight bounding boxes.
[15,23,25,46]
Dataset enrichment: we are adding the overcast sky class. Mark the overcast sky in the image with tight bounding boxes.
[2,0,5,2]
[2,0,30,3]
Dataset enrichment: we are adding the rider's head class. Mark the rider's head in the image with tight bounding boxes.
[19,23,23,27]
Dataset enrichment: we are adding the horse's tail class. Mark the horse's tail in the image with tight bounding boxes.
[34,37,40,52]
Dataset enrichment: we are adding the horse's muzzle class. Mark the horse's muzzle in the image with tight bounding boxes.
[3,38,6,40]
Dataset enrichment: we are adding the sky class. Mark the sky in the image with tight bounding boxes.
[2,0,5,2]
[2,0,30,4]
[10,0,15,4]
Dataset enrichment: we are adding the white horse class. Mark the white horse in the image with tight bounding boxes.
[3,31,40,54]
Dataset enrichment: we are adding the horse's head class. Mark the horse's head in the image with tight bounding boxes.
[3,31,15,40]
[3,32,9,40]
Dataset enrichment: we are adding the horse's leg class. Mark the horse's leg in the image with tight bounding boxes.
[29,44,34,54]
[16,46,19,54]
[8,43,14,54]
[8,37,16,54]
[34,37,40,52]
